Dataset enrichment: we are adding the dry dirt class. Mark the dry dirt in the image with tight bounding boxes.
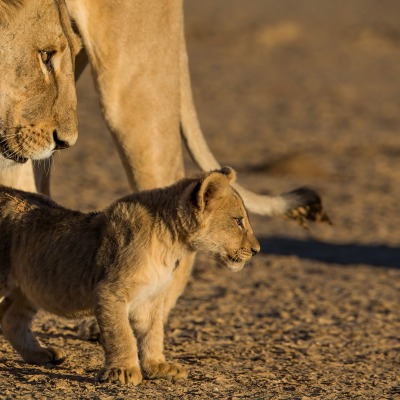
[1,1,400,399]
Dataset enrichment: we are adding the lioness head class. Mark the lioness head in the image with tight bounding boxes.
[0,0,81,167]
[185,167,260,271]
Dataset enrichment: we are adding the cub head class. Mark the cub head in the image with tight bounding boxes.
[185,167,260,271]
[0,0,81,167]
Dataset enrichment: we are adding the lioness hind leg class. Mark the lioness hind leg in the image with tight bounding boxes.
[0,290,66,365]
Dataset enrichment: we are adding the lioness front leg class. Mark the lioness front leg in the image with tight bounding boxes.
[1,289,66,365]
[132,297,187,381]
[95,289,142,385]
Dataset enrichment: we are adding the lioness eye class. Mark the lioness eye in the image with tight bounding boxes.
[40,50,55,70]
[234,217,244,228]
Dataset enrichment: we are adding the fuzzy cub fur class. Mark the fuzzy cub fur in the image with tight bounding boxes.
[0,167,259,385]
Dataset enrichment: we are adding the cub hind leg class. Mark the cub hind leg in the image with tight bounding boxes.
[0,289,66,365]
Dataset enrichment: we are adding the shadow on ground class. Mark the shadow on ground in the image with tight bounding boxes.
[260,237,400,269]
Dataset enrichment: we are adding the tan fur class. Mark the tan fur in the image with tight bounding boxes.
[0,167,259,385]
[0,0,81,168]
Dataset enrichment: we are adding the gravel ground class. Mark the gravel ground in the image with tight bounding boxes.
[1,1,399,399]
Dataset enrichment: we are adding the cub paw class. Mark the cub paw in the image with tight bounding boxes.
[144,361,188,381]
[98,367,143,385]
[24,346,66,366]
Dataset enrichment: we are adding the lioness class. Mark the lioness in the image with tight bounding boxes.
[0,167,259,385]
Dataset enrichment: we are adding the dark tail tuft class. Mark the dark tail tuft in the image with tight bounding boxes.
[282,187,332,228]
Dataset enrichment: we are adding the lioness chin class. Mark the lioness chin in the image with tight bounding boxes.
[0,166,259,385]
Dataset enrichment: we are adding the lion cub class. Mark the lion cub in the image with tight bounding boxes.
[0,167,259,385]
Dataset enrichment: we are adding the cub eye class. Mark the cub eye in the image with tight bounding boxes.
[234,217,244,228]
[40,50,55,71]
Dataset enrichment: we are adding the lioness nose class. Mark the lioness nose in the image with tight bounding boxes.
[53,130,71,150]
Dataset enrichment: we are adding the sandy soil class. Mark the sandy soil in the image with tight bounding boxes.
[1,1,400,398]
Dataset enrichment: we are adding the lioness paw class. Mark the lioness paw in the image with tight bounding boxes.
[144,362,188,381]
[24,346,66,366]
[98,367,142,385]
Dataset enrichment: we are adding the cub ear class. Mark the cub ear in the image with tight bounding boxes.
[194,168,235,212]
[218,166,237,183]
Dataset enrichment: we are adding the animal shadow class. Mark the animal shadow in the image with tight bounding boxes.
[260,237,400,269]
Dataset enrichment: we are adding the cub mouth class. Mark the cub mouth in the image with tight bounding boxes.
[227,255,243,264]
[217,254,246,272]
[0,139,29,164]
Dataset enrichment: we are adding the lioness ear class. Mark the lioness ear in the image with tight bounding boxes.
[195,171,231,212]
[58,0,83,56]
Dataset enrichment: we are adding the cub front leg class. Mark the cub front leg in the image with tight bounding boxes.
[1,290,66,365]
[131,297,187,381]
[95,289,142,385]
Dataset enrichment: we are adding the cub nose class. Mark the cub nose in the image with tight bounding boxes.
[251,242,260,256]
[53,130,71,150]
